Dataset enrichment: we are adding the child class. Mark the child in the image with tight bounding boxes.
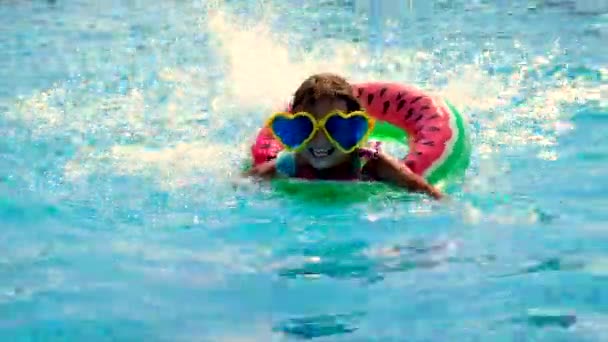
[246,73,443,200]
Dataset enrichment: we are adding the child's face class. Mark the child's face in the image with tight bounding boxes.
[296,96,351,170]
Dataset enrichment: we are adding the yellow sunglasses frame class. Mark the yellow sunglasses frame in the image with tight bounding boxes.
[266,110,375,154]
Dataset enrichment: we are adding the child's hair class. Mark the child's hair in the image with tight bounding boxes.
[291,73,362,113]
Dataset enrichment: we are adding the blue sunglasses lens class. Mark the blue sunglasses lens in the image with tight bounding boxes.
[324,114,369,151]
[271,115,314,148]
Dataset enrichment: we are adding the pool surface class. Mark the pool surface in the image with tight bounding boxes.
[1,0,607,341]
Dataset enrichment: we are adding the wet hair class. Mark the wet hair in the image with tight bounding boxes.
[291,73,362,113]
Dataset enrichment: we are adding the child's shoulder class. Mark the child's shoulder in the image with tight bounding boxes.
[275,151,297,177]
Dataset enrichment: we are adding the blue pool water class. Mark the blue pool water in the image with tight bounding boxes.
[1,0,607,340]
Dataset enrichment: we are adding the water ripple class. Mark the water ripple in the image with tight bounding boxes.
[273,239,482,283]
[274,312,364,339]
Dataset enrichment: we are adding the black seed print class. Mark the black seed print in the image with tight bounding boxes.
[414,114,423,122]
[426,114,440,120]
[382,101,390,115]
[396,92,404,101]
[357,88,363,97]
[420,105,430,111]
[379,88,387,97]
[410,96,423,104]
[422,140,435,146]
[367,93,375,105]
[427,126,440,132]
[397,100,406,112]
[405,108,415,120]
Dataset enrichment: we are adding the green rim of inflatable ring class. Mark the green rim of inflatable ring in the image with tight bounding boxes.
[425,101,471,186]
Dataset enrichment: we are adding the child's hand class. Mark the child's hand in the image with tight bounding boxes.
[427,185,444,200]
[243,160,277,179]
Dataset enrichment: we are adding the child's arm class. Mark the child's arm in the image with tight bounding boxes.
[244,151,297,179]
[361,152,443,199]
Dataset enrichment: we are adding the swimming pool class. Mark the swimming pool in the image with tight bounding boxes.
[1,0,607,340]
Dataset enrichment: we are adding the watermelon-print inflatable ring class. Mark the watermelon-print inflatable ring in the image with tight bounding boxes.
[248,82,472,200]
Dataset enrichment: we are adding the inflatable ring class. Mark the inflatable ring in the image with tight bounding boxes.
[249,82,471,198]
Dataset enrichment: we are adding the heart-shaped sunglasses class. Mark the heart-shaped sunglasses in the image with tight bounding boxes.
[266,110,375,153]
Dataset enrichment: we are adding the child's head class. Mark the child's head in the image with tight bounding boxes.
[290,73,362,170]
